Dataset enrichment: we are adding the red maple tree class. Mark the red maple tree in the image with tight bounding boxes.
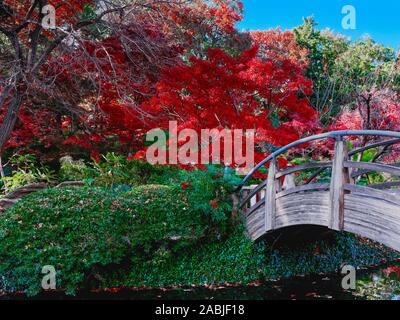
[1,1,319,169]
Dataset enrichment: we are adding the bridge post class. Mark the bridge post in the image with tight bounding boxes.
[330,137,350,231]
[265,157,278,231]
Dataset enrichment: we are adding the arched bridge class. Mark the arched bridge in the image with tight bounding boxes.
[239,130,400,252]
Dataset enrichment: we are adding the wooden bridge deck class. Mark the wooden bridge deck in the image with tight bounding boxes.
[239,131,400,252]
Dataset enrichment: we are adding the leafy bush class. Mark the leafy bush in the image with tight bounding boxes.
[0,154,56,194]
[167,166,241,234]
[0,186,216,294]
[106,228,399,290]
[0,186,133,295]
[124,184,210,244]
[59,153,181,187]
[0,181,232,296]
[356,266,400,300]
[59,156,91,182]
[60,155,240,234]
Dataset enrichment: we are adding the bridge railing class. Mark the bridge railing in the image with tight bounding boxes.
[239,130,400,234]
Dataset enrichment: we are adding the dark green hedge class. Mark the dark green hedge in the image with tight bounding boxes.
[0,185,226,295]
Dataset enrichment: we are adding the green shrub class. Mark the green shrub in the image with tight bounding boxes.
[167,166,240,234]
[1,154,56,194]
[59,153,181,187]
[59,156,91,182]
[0,185,216,295]
[106,228,399,290]
[124,184,209,244]
[61,157,240,236]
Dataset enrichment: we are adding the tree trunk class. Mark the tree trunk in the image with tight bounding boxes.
[366,100,371,130]
[0,156,4,180]
[0,84,13,112]
[0,93,23,152]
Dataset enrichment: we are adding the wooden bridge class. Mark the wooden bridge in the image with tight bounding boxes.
[239,130,400,252]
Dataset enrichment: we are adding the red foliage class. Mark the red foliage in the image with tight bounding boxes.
[139,43,318,166]
[5,108,61,150]
[2,1,319,171]
[1,1,92,39]
[332,89,400,132]
[210,200,219,208]
[383,266,400,278]
[250,29,309,68]
[181,181,192,190]
[330,89,400,161]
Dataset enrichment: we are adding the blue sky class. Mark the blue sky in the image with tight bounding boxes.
[237,0,400,50]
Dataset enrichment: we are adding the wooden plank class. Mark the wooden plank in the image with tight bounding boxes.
[247,217,264,234]
[275,191,330,230]
[330,139,350,231]
[344,184,400,207]
[345,161,400,177]
[276,183,330,199]
[350,168,371,179]
[250,225,267,241]
[239,181,267,208]
[265,158,278,231]
[345,195,400,223]
[245,198,265,217]
[368,181,400,190]
[345,195,400,220]
[282,174,296,190]
[344,204,400,232]
[276,207,330,218]
[277,194,329,207]
[276,162,332,179]
[348,138,400,156]
[275,217,330,229]
[247,219,265,236]
[246,207,264,226]
[276,191,330,209]
[344,209,400,252]
[276,193,330,207]
[351,166,400,179]
[345,214,400,235]
[250,194,257,207]
[276,197,330,213]
[274,205,330,229]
